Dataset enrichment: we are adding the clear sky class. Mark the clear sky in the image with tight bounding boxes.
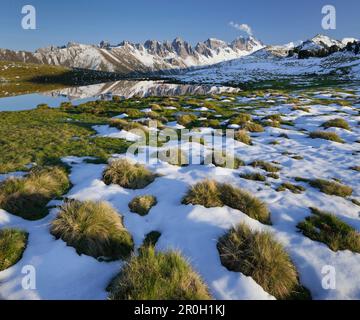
[1,0,359,51]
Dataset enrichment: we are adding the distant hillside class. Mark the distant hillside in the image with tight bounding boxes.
[0,61,127,97]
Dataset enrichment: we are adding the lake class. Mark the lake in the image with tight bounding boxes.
[0,80,239,112]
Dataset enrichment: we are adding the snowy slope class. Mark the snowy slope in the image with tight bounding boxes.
[174,50,360,85]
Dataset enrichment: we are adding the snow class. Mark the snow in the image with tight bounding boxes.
[112,113,128,119]
[1,86,360,301]
[342,38,358,45]
[174,50,360,84]
[93,125,142,142]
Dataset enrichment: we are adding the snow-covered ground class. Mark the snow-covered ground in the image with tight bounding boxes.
[1,88,360,300]
[174,51,360,84]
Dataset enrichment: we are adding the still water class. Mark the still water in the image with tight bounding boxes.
[0,80,239,112]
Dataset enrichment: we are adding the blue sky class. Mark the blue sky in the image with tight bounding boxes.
[1,0,359,51]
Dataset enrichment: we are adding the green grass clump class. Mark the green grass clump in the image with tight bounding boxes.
[276,182,306,194]
[230,113,252,125]
[103,159,157,189]
[182,180,223,208]
[321,118,350,130]
[157,148,188,166]
[309,131,344,143]
[264,114,282,122]
[220,183,271,224]
[250,160,280,173]
[107,246,212,300]
[309,179,352,197]
[267,173,279,179]
[182,180,271,224]
[243,122,265,133]
[205,150,244,169]
[150,104,163,111]
[128,195,157,216]
[0,228,28,271]
[350,166,360,172]
[0,166,70,220]
[110,118,148,133]
[240,172,266,182]
[297,207,360,252]
[51,200,134,260]
[234,130,252,145]
[217,223,310,300]
[177,114,197,128]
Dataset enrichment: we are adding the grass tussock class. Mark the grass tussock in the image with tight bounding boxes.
[250,160,280,173]
[110,118,148,133]
[309,179,352,197]
[182,180,223,208]
[103,159,157,189]
[297,207,360,253]
[0,228,28,271]
[177,114,197,128]
[217,223,310,300]
[321,118,350,130]
[128,195,157,216]
[309,131,344,143]
[158,148,188,166]
[0,166,70,220]
[205,150,244,169]
[350,166,360,172]
[231,113,252,125]
[267,173,279,179]
[182,180,271,224]
[107,246,212,300]
[276,182,306,194]
[240,172,266,182]
[234,130,252,145]
[243,122,265,133]
[51,200,134,260]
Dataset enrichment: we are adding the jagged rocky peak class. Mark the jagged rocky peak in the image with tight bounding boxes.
[194,41,212,57]
[204,38,228,49]
[144,39,161,49]
[171,37,193,57]
[144,40,172,57]
[231,36,263,51]
[117,40,134,47]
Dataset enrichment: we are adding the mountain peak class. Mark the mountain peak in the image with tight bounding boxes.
[204,38,228,49]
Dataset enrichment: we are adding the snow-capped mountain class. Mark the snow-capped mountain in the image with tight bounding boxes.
[0,36,264,75]
[290,34,359,58]
[173,35,360,85]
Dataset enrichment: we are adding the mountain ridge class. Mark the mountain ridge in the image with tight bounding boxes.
[0,36,264,75]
